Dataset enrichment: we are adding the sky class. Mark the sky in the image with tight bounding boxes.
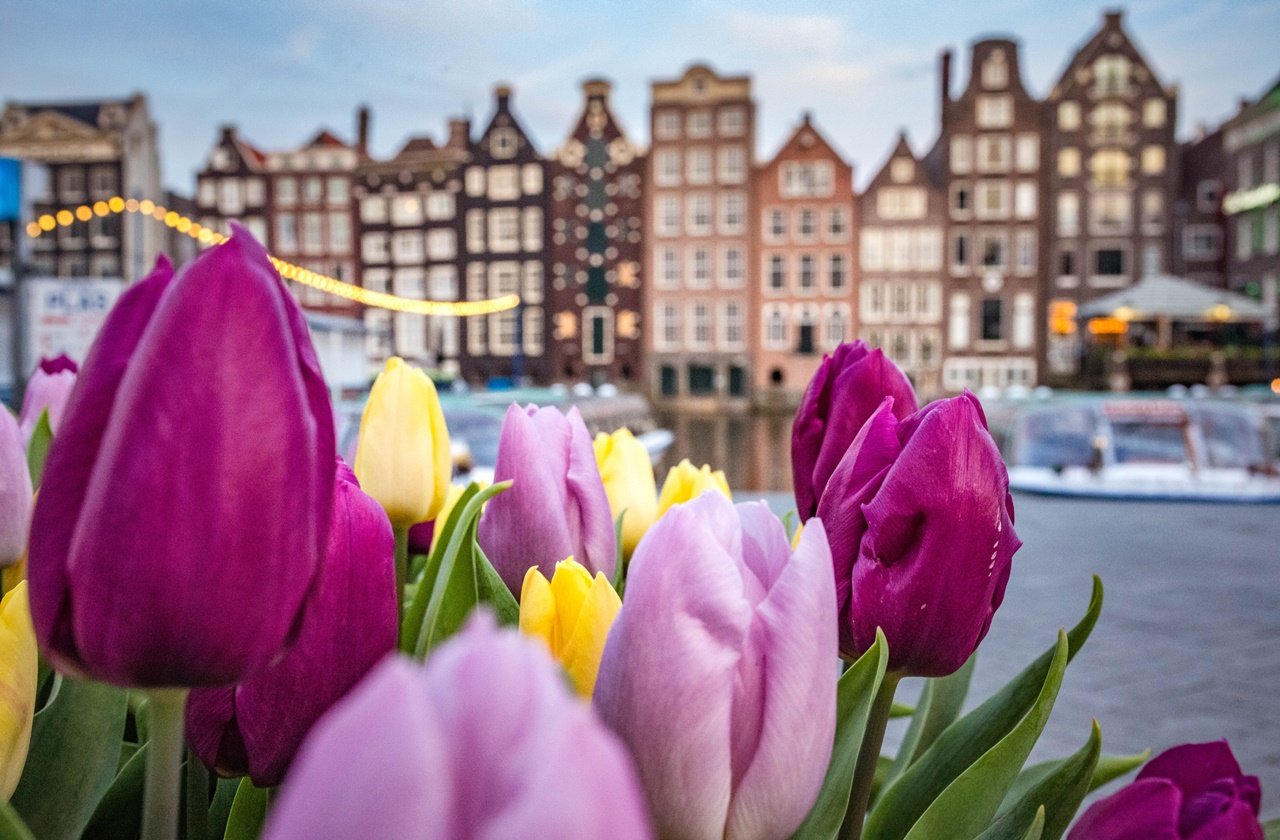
[3,0,1278,192]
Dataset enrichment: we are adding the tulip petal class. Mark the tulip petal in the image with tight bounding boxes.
[519,568,557,651]
[0,412,32,567]
[1067,778,1181,840]
[0,583,37,799]
[594,429,659,557]
[561,572,621,697]
[1138,739,1245,801]
[563,407,617,582]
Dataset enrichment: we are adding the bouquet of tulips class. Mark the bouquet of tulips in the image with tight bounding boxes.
[0,228,1270,840]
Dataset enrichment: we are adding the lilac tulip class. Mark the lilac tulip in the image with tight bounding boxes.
[28,227,335,687]
[18,355,78,445]
[185,459,396,786]
[792,341,917,521]
[819,392,1019,674]
[0,411,32,567]
[594,492,837,840]
[478,404,616,593]
[1069,740,1263,839]
[264,613,652,840]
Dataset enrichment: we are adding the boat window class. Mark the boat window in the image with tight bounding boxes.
[1014,407,1095,468]
[1196,408,1266,469]
[1110,421,1189,465]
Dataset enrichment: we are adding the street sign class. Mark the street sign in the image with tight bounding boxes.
[18,276,124,375]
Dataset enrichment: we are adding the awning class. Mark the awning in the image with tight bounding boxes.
[1077,274,1270,322]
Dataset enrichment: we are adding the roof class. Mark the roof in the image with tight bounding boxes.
[1078,274,1271,321]
[305,129,350,149]
[18,102,104,126]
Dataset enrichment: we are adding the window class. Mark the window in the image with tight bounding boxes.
[1058,102,1081,131]
[277,213,297,251]
[328,212,351,251]
[198,179,217,207]
[1267,142,1280,182]
[219,179,243,215]
[976,181,1010,219]
[656,195,681,236]
[1143,98,1167,128]
[1058,148,1081,177]
[657,247,680,289]
[490,128,517,159]
[657,301,680,349]
[391,231,423,263]
[781,162,834,197]
[977,95,1013,128]
[1237,216,1252,260]
[981,298,1003,341]
[949,293,970,349]
[719,193,745,234]
[426,192,455,220]
[57,167,85,198]
[327,176,347,205]
[1091,103,1131,143]
[877,188,926,219]
[689,302,712,347]
[1094,248,1125,276]
[689,248,712,288]
[828,208,848,239]
[982,51,1008,88]
[722,247,744,288]
[718,107,746,137]
[1141,146,1166,175]
[1141,243,1162,277]
[952,184,972,216]
[1015,135,1038,172]
[393,267,425,298]
[391,195,423,226]
[1059,249,1076,277]
[1094,54,1131,95]
[1238,155,1255,191]
[767,209,786,240]
[426,229,455,260]
[1091,150,1130,187]
[980,233,1007,269]
[90,166,117,197]
[488,208,519,252]
[245,178,265,206]
[890,283,910,317]
[363,268,391,293]
[1015,182,1037,219]
[1015,230,1036,272]
[522,207,543,251]
[521,164,542,195]
[1182,225,1221,259]
[1141,191,1163,232]
[687,110,712,138]
[951,137,972,174]
[862,282,885,321]
[861,229,885,270]
[687,195,712,235]
[718,147,746,184]
[890,229,911,270]
[428,265,458,299]
[1057,192,1080,236]
[918,229,942,269]
[825,305,849,347]
[976,136,1011,173]
[798,254,816,293]
[361,231,388,263]
[687,148,712,184]
[721,301,744,349]
[360,196,386,223]
[797,209,817,239]
[655,111,681,140]
[303,177,324,203]
[828,254,847,292]
[952,233,970,270]
[1265,207,1280,254]
[1090,192,1131,234]
[764,305,788,349]
[1013,293,1034,349]
[466,210,485,252]
[488,166,519,200]
[768,254,786,293]
[656,150,681,186]
[465,167,485,196]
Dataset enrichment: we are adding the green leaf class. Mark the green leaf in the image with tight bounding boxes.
[1005,747,1149,811]
[11,676,128,840]
[896,632,1069,840]
[610,510,627,597]
[412,482,511,657]
[25,410,52,488]
[789,629,888,840]
[981,721,1102,840]
[0,801,34,840]
[80,741,148,840]
[883,654,976,791]
[223,778,269,840]
[208,777,241,840]
[401,482,483,650]
[866,575,1102,840]
[473,535,520,626]
[889,703,915,718]
[1262,817,1280,840]
[1021,807,1047,840]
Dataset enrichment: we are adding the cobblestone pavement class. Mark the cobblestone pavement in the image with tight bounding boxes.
[756,491,1280,818]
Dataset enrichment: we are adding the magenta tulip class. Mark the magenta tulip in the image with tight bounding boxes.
[0,411,32,567]
[1069,740,1263,839]
[819,392,1019,675]
[18,354,78,445]
[185,458,396,786]
[478,404,616,593]
[594,492,837,840]
[792,340,917,521]
[27,227,335,687]
[264,613,652,840]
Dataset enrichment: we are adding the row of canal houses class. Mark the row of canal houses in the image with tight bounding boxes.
[186,10,1248,404]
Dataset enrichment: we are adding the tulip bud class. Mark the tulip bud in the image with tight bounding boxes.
[18,355,78,445]
[819,392,1019,675]
[595,492,837,840]
[354,357,451,529]
[520,558,621,697]
[0,582,37,800]
[478,405,616,593]
[0,412,32,568]
[264,614,652,840]
[792,340,917,521]
[185,459,397,786]
[28,229,336,687]
[594,429,658,558]
[655,458,730,518]
[1069,740,1262,839]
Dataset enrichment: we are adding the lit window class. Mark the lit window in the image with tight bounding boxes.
[687,148,712,184]
[1058,102,1081,131]
[655,111,681,140]
[976,96,1013,128]
[981,50,1008,89]
[1058,148,1081,177]
[951,137,972,174]
[1094,55,1131,96]
[1141,146,1166,175]
[1143,99,1167,128]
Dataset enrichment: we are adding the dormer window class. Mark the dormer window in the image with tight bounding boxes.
[491,128,517,159]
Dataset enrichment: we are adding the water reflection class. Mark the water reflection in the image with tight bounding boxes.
[655,410,795,493]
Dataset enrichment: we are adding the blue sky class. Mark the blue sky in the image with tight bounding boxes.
[4,0,1277,191]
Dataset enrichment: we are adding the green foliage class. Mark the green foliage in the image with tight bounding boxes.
[222,779,269,840]
[883,654,976,793]
[25,410,52,488]
[610,510,627,597]
[0,802,34,840]
[789,630,889,840]
[981,721,1102,840]
[80,742,148,839]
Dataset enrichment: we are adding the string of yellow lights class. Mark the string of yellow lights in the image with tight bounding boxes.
[24,197,520,317]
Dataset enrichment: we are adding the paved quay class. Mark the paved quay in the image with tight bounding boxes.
[754,491,1280,818]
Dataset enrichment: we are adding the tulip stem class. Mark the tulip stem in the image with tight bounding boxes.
[141,688,189,840]
[841,672,901,840]
[393,526,409,632]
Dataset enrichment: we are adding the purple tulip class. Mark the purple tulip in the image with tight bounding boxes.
[1069,740,1263,839]
[264,613,653,840]
[819,392,1019,675]
[18,355,79,445]
[27,227,336,687]
[478,404,616,593]
[792,341,917,521]
[594,492,837,840]
[185,458,396,786]
[0,411,33,567]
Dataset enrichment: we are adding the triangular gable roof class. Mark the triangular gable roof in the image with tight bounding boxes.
[305,129,350,149]
[761,113,848,170]
[1048,12,1171,100]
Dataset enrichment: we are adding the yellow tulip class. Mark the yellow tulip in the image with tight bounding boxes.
[656,459,731,518]
[354,357,451,528]
[519,559,621,697]
[428,483,479,553]
[0,582,36,800]
[593,429,658,558]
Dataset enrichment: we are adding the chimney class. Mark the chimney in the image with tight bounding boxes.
[494,83,512,109]
[939,49,952,129]
[218,123,237,142]
[356,105,371,156]
[801,109,813,126]
[582,77,612,102]
[447,118,471,150]
[1104,9,1123,27]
